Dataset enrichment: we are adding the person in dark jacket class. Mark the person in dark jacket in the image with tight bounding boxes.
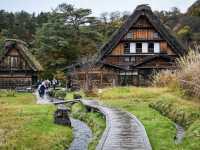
[38,82,46,98]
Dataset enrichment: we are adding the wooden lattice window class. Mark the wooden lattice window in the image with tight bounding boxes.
[124,57,130,62]
[136,43,142,53]
[153,32,159,39]
[124,42,130,54]
[130,57,136,62]
[10,56,19,69]
[148,43,154,53]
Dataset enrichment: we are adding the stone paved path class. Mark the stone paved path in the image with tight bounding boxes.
[81,100,152,150]
[68,118,92,150]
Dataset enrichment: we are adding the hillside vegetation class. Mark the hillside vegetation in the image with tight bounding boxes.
[187,0,200,16]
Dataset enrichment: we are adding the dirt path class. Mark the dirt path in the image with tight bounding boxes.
[81,100,152,150]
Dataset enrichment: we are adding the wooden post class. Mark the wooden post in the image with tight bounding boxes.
[137,70,140,86]
[100,71,103,87]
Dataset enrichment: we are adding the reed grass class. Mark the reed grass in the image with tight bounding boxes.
[153,46,200,99]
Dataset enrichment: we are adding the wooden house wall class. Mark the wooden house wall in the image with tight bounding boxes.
[123,29,162,40]
[68,14,182,88]
[111,43,124,55]
[69,67,118,89]
[133,16,152,28]
[137,58,175,69]
[110,16,176,56]
[0,76,32,89]
[0,48,38,89]
[110,41,175,56]
[0,48,31,71]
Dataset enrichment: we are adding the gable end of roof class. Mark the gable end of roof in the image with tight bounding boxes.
[98,5,186,62]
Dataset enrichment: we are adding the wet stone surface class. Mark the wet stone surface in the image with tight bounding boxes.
[68,118,92,150]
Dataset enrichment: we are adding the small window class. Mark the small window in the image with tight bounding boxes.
[10,56,18,69]
[124,57,130,62]
[130,57,136,62]
[154,43,160,53]
[153,32,159,39]
[126,32,133,39]
[130,43,136,53]
[136,43,142,53]
[148,43,154,53]
[142,43,148,53]
[124,42,130,54]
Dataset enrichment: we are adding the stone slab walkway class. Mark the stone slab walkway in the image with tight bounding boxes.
[81,100,152,150]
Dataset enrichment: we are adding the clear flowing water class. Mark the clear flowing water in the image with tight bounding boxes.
[35,91,51,104]
[175,123,185,144]
[68,118,92,150]
[35,93,92,150]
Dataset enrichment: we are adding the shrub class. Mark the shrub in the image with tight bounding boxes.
[1,90,16,97]
[152,70,178,89]
[149,100,200,128]
[0,90,3,97]
[48,89,56,97]
[153,46,200,99]
[54,89,66,100]
[48,89,66,100]
[6,90,15,97]
[84,89,98,97]
[176,49,200,98]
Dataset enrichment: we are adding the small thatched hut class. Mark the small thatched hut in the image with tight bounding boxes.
[0,39,43,89]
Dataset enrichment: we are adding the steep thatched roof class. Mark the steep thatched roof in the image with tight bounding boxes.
[98,4,186,61]
[0,39,43,71]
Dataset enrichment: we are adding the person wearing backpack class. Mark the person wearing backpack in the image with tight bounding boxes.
[38,81,46,98]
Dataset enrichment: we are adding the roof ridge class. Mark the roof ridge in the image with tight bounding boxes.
[136,4,151,11]
[98,4,186,61]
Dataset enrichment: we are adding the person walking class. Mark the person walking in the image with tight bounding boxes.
[38,81,46,98]
[52,78,57,90]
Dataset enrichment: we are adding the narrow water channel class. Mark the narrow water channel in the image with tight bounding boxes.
[175,123,185,144]
[68,118,92,150]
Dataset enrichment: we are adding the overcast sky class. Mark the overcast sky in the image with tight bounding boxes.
[0,0,197,16]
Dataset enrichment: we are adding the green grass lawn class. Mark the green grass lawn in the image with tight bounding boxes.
[91,87,200,150]
[0,92,73,150]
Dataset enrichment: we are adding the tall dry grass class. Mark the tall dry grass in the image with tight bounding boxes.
[177,49,200,98]
[152,70,178,89]
[153,46,200,99]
